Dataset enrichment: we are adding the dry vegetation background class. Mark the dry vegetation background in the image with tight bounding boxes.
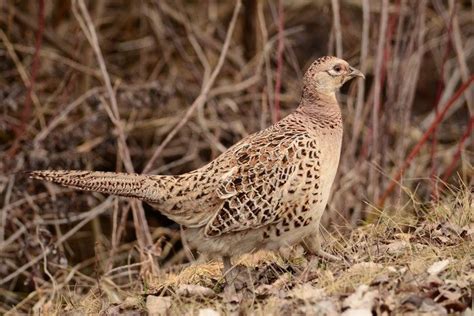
[0,0,473,314]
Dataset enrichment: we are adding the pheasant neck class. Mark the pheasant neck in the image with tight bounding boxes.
[298,89,342,125]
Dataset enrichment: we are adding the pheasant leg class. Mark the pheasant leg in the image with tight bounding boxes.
[222,255,237,296]
[303,230,340,261]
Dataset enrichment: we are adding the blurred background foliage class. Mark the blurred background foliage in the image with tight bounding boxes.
[0,0,472,312]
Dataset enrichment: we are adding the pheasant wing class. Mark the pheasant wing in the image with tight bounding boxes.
[204,130,303,237]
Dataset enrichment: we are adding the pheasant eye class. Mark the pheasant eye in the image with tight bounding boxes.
[333,65,342,72]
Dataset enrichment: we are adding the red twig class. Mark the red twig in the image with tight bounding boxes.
[273,0,284,123]
[441,115,474,182]
[430,5,455,200]
[378,76,473,206]
[7,0,45,157]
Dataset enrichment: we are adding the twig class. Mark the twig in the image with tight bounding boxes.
[157,1,243,69]
[420,68,465,129]
[11,43,109,80]
[73,0,155,270]
[6,2,79,61]
[441,115,474,182]
[34,87,102,143]
[349,0,369,156]
[19,0,44,128]
[369,0,389,202]
[0,31,39,108]
[6,0,45,157]
[259,0,272,129]
[0,176,15,243]
[38,226,58,302]
[0,198,113,286]
[378,76,473,206]
[430,2,455,200]
[74,0,132,172]
[448,0,473,113]
[273,0,284,123]
[33,81,161,144]
[142,0,242,173]
[330,0,343,58]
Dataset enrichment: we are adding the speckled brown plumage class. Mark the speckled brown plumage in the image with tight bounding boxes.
[29,56,364,274]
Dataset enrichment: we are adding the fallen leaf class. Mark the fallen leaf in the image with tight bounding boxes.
[256,272,291,297]
[341,308,372,316]
[103,296,143,316]
[442,299,466,312]
[121,296,142,309]
[348,262,383,274]
[385,241,410,255]
[146,296,171,316]
[370,273,390,286]
[342,284,378,313]
[419,298,448,315]
[427,259,450,275]
[300,299,339,316]
[401,294,424,310]
[176,284,215,298]
[438,289,462,301]
[288,283,326,302]
[198,308,221,316]
[394,233,413,241]
[422,275,444,288]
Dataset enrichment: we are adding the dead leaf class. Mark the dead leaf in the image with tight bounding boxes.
[348,262,383,275]
[198,308,221,316]
[427,259,450,275]
[103,304,142,316]
[146,296,171,316]
[121,296,142,308]
[288,283,326,302]
[401,294,424,310]
[370,273,390,286]
[342,284,378,315]
[256,272,292,297]
[341,308,372,316]
[394,233,413,241]
[103,296,143,316]
[419,298,448,315]
[438,289,462,301]
[176,284,215,298]
[422,275,444,288]
[385,241,410,255]
[299,299,339,316]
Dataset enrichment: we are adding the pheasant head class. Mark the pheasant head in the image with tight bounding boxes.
[303,56,364,97]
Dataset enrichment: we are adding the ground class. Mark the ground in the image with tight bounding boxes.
[43,188,472,316]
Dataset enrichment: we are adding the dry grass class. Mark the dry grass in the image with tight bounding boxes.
[0,0,473,314]
[26,187,470,315]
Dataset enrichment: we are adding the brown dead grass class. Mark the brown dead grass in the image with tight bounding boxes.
[1,1,473,314]
[39,187,471,315]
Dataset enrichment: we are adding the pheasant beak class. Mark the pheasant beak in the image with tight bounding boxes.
[349,66,365,79]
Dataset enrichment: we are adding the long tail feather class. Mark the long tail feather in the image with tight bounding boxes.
[28,170,169,203]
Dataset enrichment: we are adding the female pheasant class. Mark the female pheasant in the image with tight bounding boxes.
[30,56,364,282]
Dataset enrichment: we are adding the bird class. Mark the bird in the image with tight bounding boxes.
[29,56,364,288]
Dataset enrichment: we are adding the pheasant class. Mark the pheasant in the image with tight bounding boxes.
[29,56,364,284]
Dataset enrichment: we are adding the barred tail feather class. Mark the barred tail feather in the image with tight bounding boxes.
[28,170,167,203]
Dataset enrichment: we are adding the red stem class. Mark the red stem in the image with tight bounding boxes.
[378,76,474,206]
